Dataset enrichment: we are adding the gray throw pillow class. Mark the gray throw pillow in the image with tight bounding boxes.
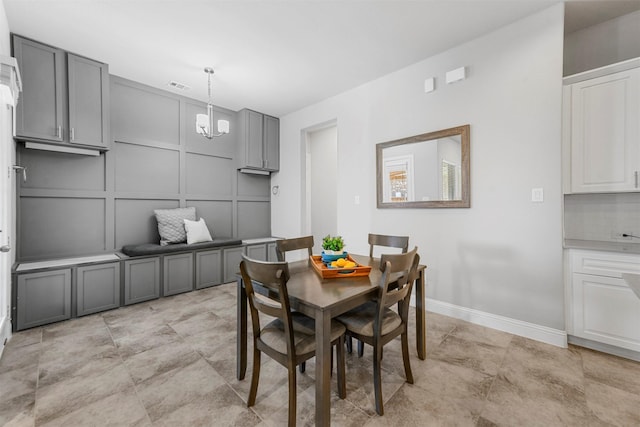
[154,207,196,246]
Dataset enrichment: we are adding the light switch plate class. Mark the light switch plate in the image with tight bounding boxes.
[531,188,544,202]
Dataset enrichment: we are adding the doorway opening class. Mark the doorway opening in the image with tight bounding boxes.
[301,120,338,254]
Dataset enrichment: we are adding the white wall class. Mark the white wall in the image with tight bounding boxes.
[309,126,338,253]
[0,1,9,55]
[272,4,565,330]
[564,10,640,76]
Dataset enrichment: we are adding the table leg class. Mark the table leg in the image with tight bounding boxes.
[315,310,332,426]
[416,269,426,360]
[237,277,247,380]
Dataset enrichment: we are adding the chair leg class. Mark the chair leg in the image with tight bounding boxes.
[288,365,297,426]
[401,331,414,384]
[346,336,353,353]
[373,344,384,416]
[299,362,305,373]
[336,335,346,399]
[357,340,364,357]
[248,348,261,407]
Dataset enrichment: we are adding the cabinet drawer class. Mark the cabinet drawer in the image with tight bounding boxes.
[571,250,640,278]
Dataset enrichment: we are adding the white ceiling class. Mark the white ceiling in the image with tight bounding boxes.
[4,0,639,117]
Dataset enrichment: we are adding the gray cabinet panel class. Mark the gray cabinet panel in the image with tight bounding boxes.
[124,257,160,305]
[67,53,109,147]
[13,36,65,142]
[185,153,232,197]
[110,78,180,145]
[246,244,267,261]
[163,253,194,296]
[195,249,222,289]
[20,197,106,260]
[267,242,278,262]
[77,262,120,316]
[264,114,279,171]
[114,143,180,194]
[223,246,245,283]
[18,147,105,191]
[237,201,271,239]
[17,269,71,330]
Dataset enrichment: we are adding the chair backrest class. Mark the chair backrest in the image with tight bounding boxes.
[276,235,314,262]
[376,247,419,326]
[239,255,296,354]
[368,233,409,258]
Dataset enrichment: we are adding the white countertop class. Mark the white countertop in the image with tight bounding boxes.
[242,237,280,245]
[564,239,640,255]
[16,254,121,272]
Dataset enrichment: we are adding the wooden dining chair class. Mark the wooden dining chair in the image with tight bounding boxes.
[336,247,419,416]
[347,233,411,357]
[368,233,409,258]
[239,255,346,426]
[276,235,314,262]
[275,235,315,373]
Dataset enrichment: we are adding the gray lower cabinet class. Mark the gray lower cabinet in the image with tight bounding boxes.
[163,253,194,296]
[223,246,245,283]
[195,249,222,289]
[124,257,160,305]
[16,269,71,330]
[76,262,120,316]
[246,244,267,261]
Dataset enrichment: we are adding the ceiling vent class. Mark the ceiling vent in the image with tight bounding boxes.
[168,80,190,91]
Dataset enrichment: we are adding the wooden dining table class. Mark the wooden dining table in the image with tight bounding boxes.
[236,254,426,426]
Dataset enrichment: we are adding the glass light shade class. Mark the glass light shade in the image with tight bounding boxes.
[196,113,209,135]
[217,119,230,134]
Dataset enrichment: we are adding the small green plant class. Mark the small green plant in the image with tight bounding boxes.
[322,235,345,252]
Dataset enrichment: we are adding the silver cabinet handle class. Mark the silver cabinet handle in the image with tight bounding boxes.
[0,245,10,253]
[56,125,62,139]
[635,171,639,188]
[70,128,75,141]
[12,165,26,182]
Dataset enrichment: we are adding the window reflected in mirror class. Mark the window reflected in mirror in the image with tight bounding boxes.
[376,125,470,208]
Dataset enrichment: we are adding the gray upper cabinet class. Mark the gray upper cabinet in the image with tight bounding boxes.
[237,109,279,172]
[12,35,109,149]
[13,36,65,142]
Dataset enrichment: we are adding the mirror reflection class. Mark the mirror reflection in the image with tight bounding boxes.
[376,125,470,208]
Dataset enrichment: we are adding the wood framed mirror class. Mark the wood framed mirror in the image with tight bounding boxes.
[376,124,470,208]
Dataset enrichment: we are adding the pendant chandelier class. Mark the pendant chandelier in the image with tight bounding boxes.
[196,67,230,139]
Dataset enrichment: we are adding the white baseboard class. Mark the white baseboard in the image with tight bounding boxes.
[0,315,11,359]
[422,298,568,348]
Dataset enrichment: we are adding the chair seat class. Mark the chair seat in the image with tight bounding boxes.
[336,301,401,337]
[261,312,346,355]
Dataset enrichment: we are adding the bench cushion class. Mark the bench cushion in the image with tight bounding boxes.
[121,237,242,257]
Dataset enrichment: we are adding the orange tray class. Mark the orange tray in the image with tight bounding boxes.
[310,255,372,279]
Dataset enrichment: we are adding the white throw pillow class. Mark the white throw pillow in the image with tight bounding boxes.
[184,218,213,244]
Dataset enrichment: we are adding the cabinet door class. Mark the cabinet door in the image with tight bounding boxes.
[124,257,160,305]
[77,262,120,316]
[223,246,245,283]
[195,249,222,289]
[263,115,279,171]
[13,36,65,142]
[570,68,640,192]
[240,109,264,169]
[572,272,640,352]
[163,253,194,296]
[67,54,109,147]
[246,244,267,261]
[16,269,71,330]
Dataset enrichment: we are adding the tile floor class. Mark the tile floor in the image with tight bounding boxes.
[1,282,639,426]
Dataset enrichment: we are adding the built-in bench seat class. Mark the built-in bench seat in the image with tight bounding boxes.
[121,237,243,257]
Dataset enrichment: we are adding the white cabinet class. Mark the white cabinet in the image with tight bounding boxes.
[568,250,640,352]
[566,65,640,193]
